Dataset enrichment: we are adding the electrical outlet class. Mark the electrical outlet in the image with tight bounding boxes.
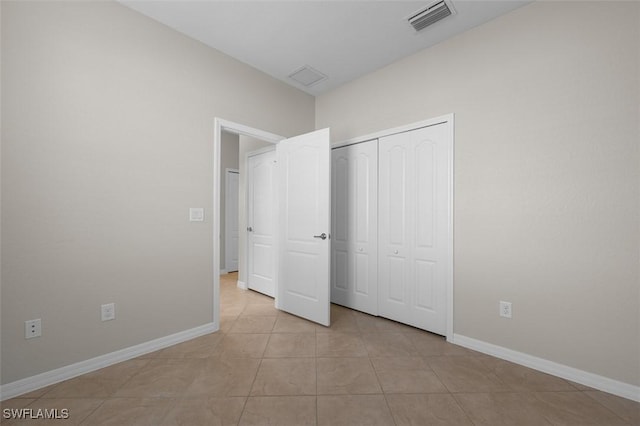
[25,319,42,339]
[499,301,512,318]
[101,303,116,321]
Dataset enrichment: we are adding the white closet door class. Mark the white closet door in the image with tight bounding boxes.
[247,149,276,297]
[331,140,378,316]
[378,123,450,335]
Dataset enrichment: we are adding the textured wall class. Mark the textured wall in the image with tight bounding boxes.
[316,1,640,386]
[1,0,314,384]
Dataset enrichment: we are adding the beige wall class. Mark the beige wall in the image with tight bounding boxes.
[219,131,239,270]
[0,1,314,384]
[316,1,640,386]
[2,0,638,391]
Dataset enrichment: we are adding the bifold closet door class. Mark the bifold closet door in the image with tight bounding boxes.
[378,124,450,335]
[331,140,378,316]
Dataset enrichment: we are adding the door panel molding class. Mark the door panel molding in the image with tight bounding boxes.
[330,140,378,316]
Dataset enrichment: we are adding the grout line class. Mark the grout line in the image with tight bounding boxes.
[223,273,252,425]
[541,390,636,425]
[449,393,480,426]
[314,325,320,426]
[367,355,398,426]
[75,398,108,425]
[238,356,264,423]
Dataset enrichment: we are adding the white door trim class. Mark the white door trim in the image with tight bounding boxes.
[213,118,285,330]
[332,114,452,149]
[332,113,455,340]
[247,144,277,158]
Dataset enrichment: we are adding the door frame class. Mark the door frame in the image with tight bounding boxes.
[213,118,285,330]
[332,113,455,340]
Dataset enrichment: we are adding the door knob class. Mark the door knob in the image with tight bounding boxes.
[247,226,253,232]
[314,233,327,240]
[394,250,399,254]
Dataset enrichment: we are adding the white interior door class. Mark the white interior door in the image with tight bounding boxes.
[331,140,378,316]
[224,169,239,272]
[277,128,331,326]
[247,149,277,297]
[378,123,450,335]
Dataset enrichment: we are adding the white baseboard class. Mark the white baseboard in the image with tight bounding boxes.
[452,334,640,402]
[220,269,228,275]
[0,322,217,401]
[237,280,247,290]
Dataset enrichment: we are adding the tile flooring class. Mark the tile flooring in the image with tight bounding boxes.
[2,273,638,425]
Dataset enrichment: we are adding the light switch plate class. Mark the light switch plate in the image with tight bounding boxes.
[101,303,116,321]
[189,208,204,222]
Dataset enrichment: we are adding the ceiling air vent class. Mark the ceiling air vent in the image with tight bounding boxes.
[408,0,455,32]
[288,65,327,87]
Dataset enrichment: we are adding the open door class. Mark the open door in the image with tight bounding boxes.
[277,128,331,326]
[247,149,277,297]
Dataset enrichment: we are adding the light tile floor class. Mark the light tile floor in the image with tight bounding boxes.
[2,273,639,425]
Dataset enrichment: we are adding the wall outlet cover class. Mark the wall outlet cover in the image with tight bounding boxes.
[499,301,512,318]
[25,319,42,339]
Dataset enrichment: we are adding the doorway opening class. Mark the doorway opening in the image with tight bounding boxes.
[220,130,239,275]
[213,118,285,330]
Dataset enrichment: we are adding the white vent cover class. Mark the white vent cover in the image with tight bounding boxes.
[408,0,455,32]
[288,65,327,87]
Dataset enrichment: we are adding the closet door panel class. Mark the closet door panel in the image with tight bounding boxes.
[412,125,449,334]
[351,146,377,309]
[387,257,407,303]
[331,141,378,315]
[379,123,449,335]
[415,259,435,310]
[379,137,412,323]
[355,153,372,243]
[331,153,350,300]
[333,248,349,291]
[387,145,406,246]
[333,156,349,243]
[354,251,370,295]
[415,141,435,249]
[413,139,437,315]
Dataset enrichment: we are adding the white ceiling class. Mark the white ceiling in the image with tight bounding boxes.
[120,0,532,96]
